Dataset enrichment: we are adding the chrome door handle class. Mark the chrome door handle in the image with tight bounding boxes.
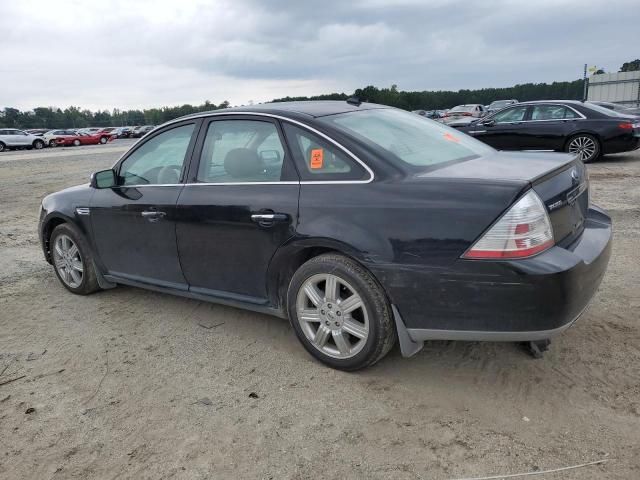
[251,212,288,227]
[141,210,166,222]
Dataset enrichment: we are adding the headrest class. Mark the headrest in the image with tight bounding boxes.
[224,148,262,179]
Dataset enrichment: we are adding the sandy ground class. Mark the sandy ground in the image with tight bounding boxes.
[0,141,639,480]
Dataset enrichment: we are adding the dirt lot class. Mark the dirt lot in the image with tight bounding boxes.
[0,142,639,480]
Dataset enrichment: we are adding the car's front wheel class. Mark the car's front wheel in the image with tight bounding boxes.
[0,142,5,152]
[73,139,81,146]
[287,253,397,370]
[49,139,57,147]
[50,224,100,295]
[99,136,107,144]
[566,134,600,163]
[33,139,44,150]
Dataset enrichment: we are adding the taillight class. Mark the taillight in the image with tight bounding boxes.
[618,122,633,130]
[462,190,554,260]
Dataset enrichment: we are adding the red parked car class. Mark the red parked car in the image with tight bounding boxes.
[55,132,116,147]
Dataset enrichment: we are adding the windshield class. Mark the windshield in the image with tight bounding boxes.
[489,100,512,108]
[449,105,475,112]
[321,108,495,168]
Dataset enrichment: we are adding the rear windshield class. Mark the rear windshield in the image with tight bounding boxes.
[320,108,494,167]
[584,102,635,118]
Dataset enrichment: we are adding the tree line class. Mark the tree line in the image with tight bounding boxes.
[0,78,599,129]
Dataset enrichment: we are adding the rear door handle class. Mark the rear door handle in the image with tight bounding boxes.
[251,212,288,227]
[141,210,166,222]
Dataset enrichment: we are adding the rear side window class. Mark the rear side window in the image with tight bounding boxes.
[531,105,579,120]
[283,123,367,181]
[197,120,286,183]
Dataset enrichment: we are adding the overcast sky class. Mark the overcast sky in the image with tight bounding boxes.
[2,0,638,111]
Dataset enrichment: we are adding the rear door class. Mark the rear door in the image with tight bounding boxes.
[175,116,299,302]
[525,104,582,151]
[467,105,530,149]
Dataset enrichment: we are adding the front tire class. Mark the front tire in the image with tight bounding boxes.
[99,136,107,144]
[49,139,57,147]
[50,224,100,295]
[33,139,44,150]
[0,142,5,152]
[566,134,600,163]
[73,139,81,146]
[287,253,397,371]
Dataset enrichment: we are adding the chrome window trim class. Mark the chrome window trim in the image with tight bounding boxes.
[111,111,375,185]
[489,103,586,125]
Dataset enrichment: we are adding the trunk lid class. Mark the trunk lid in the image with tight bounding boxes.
[416,151,589,245]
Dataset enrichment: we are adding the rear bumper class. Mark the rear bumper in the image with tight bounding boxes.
[374,205,612,341]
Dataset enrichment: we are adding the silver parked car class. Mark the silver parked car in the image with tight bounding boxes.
[0,129,46,152]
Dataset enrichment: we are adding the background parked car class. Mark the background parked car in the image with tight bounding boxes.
[412,110,440,119]
[454,100,640,162]
[443,104,486,123]
[0,129,46,152]
[43,129,82,147]
[590,101,640,116]
[486,99,519,114]
[25,129,49,136]
[130,125,155,138]
[55,131,116,147]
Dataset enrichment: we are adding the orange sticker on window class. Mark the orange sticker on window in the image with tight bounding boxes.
[310,148,324,169]
[443,132,460,143]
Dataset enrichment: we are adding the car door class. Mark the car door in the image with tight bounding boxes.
[524,104,582,151]
[90,120,199,288]
[467,105,530,149]
[14,130,32,146]
[175,116,299,302]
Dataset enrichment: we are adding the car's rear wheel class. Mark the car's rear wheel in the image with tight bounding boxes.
[49,139,57,147]
[99,136,107,144]
[566,134,599,163]
[287,253,396,371]
[33,139,44,149]
[50,224,100,295]
[0,142,6,152]
[73,139,81,146]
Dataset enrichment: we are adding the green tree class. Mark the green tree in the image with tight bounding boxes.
[620,59,640,72]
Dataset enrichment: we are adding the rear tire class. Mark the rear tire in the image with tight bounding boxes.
[99,136,107,144]
[33,139,44,150]
[50,223,101,295]
[0,142,5,152]
[73,139,81,146]
[49,139,57,147]
[566,134,600,163]
[287,253,397,371]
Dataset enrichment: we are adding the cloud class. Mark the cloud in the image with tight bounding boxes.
[1,0,637,110]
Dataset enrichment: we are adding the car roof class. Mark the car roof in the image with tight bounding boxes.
[516,100,586,106]
[181,100,391,120]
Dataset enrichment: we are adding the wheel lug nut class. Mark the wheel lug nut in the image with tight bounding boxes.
[321,310,325,315]
[325,321,330,326]
[327,303,332,309]
[336,311,341,316]
[335,322,340,326]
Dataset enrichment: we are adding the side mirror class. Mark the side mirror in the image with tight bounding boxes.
[482,119,496,127]
[90,169,117,189]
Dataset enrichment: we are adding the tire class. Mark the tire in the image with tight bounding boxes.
[33,139,44,150]
[99,136,107,144]
[565,133,600,163]
[49,139,57,147]
[287,253,397,371]
[73,139,81,146]
[0,142,5,152]
[50,223,101,295]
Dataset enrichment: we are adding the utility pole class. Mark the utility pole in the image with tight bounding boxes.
[582,63,588,102]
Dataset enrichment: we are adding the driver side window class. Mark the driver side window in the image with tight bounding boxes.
[118,124,194,186]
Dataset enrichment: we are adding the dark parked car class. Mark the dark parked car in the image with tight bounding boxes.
[455,100,640,162]
[39,101,611,370]
[130,125,155,138]
[590,101,640,116]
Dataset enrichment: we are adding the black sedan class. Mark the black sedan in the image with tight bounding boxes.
[38,101,612,370]
[455,100,640,162]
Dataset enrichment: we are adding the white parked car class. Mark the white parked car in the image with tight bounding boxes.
[0,128,46,152]
[43,129,81,147]
[443,104,486,123]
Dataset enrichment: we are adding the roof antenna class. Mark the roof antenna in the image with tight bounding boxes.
[346,96,362,106]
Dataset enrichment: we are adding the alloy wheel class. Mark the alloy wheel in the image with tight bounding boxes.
[568,136,596,162]
[52,234,84,288]
[296,273,369,359]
